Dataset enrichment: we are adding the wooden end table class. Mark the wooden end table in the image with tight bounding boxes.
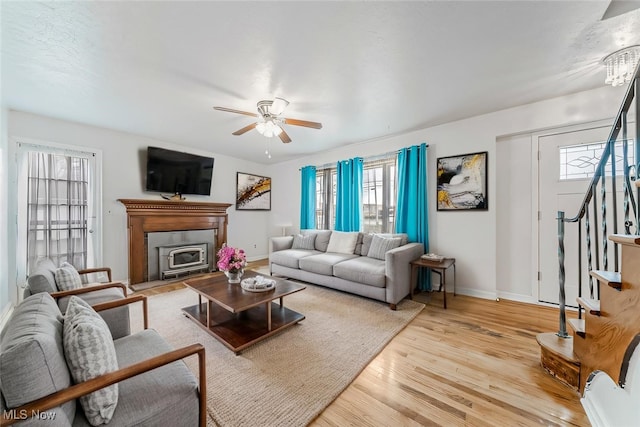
[410,257,456,309]
[182,271,306,354]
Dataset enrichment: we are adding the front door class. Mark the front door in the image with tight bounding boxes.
[537,124,633,305]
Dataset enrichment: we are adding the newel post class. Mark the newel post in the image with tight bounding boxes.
[557,210,569,338]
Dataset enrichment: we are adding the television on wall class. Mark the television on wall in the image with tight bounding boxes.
[145,146,214,196]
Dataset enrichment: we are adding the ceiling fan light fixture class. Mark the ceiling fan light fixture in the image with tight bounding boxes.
[256,119,282,138]
[603,45,640,87]
[271,97,289,115]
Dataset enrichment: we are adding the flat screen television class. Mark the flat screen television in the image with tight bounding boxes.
[145,146,214,196]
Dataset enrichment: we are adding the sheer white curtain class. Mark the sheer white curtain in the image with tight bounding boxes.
[16,141,101,286]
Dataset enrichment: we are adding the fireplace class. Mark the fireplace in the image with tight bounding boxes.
[158,242,209,280]
[119,199,231,285]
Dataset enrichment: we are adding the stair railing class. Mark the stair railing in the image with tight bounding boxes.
[556,64,640,338]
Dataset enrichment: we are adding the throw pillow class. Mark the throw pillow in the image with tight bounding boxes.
[301,229,332,252]
[367,235,402,260]
[292,233,316,250]
[326,231,359,254]
[361,233,374,256]
[54,262,82,291]
[63,296,119,426]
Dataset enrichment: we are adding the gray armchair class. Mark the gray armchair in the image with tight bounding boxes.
[0,292,206,426]
[25,258,130,339]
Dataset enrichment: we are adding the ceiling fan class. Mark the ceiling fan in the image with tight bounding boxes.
[213,97,322,143]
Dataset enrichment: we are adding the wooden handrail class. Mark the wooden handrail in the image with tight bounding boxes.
[0,344,207,426]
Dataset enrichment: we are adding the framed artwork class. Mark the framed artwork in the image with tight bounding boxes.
[437,151,488,211]
[236,172,271,210]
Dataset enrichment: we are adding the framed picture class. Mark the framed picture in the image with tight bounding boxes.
[437,151,488,211]
[236,172,271,210]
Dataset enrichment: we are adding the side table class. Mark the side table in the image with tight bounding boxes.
[410,257,456,309]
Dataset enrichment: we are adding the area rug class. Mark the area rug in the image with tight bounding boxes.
[130,283,424,427]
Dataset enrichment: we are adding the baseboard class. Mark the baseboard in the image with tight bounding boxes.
[0,303,15,332]
[496,291,538,304]
[453,287,498,301]
[247,254,268,263]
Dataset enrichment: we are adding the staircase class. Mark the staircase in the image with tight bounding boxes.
[536,64,640,420]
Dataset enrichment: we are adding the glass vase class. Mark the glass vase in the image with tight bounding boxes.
[224,269,244,284]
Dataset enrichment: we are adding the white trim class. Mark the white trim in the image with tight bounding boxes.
[495,291,538,305]
[453,287,497,301]
[0,303,15,332]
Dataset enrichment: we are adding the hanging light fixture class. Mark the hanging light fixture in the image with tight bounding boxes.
[256,118,283,138]
[603,45,640,87]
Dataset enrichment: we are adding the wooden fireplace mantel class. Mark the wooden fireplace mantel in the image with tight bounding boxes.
[118,199,231,285]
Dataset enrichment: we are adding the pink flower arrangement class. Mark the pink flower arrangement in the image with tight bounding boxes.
[216,244,247,273]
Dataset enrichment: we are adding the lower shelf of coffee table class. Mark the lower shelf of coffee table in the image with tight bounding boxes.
[182,301,305,354]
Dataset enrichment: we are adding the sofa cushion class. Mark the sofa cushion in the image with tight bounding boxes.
[299,253,359,276]
[326,231,359,254]
[292,233,316,250]
[333,256,387,287]
[63,296,119,426]
[26,258,59,294]
[270,249,320,269]
[55,262,83,291]
[367,235,403,260]
[301,229,332,252]
[0,293,76,423]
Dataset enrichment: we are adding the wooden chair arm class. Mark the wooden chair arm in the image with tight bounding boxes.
[92,295,149,330]
[50,282,128,299]
[1,344,207,427]
[77,267,112,282]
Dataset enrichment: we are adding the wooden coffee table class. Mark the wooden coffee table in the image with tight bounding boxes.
[182,271,306,354]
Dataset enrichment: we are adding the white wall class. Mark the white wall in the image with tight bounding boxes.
[266,85,626,301]
[496,134,535,303]
[7,111,271,292]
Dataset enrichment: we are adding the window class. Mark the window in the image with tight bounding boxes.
[315,155,396,232]
[362,159,395,233]
[559,139,635,180]
[16,141,102,288]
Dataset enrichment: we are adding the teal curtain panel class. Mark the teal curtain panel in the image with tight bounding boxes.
[300,165,317,229]
[335,157,363,232]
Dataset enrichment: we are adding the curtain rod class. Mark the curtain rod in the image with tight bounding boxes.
[303,144,429,171]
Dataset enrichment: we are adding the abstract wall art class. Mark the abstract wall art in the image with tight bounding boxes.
[236,172,271,210]
[437,151,488,211]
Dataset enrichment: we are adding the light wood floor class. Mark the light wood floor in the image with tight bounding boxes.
[134,260,588,426]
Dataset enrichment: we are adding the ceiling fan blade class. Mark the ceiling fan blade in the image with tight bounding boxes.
[279,129,292,143]
[283,117,323,129]
[213,106,257,117]
[232,123,257,135]
[601,0,640,20]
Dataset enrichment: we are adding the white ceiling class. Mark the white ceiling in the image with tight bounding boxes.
[2,1,640,164]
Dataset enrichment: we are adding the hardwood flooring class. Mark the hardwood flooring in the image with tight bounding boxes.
[134,259,588,426]
[312,293,587,427]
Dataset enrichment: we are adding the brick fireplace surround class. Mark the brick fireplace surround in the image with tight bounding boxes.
[118,199,231,285]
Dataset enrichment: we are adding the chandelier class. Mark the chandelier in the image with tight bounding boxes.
[603,45,640,87]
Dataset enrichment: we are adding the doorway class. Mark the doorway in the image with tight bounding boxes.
[537,123,634,305]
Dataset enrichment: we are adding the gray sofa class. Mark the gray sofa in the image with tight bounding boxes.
[0,292,206,426]
[269,230,424,309]
[24,258,130,339]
